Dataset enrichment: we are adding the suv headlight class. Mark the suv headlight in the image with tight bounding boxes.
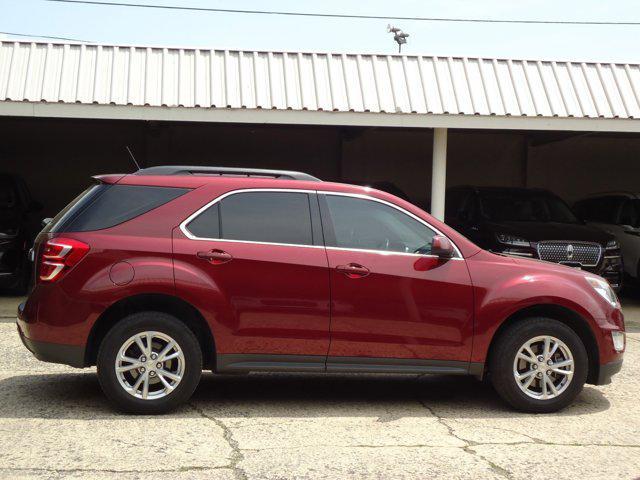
[586,276,619,307]
[605,239,620,250]
[496,233,530,247]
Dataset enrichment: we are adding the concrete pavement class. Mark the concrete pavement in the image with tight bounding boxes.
[1,297,639,479]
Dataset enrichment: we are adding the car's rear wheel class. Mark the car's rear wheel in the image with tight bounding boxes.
[489,317,588,413]
[97,312,202,414]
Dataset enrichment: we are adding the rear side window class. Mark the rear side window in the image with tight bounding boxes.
[50,184,189,233]
[186,203,221,238]
[186,191,314,246]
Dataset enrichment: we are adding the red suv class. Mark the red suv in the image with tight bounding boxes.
[17,166,625,414]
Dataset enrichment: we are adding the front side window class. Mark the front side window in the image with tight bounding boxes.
[323,195,436,254]
[186,191,314,246]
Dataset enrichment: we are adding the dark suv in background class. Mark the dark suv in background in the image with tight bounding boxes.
[0,174,41,293]
[445,186,623,291]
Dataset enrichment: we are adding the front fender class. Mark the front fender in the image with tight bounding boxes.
[467,252,611,363]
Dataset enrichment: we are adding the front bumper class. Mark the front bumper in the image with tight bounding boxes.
[595,359,623,385]
[17,320,85,368]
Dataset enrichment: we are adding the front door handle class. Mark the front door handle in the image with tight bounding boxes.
[197,249,233,264]
[336,263,370,278]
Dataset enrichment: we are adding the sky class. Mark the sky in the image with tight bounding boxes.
[2,0,640,62]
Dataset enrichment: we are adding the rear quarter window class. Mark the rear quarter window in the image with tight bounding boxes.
[50,184,190,233]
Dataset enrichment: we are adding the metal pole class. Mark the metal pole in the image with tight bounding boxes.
[430,128,448,221]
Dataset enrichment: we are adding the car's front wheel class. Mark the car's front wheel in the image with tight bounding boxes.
[490,317,588,413]
[97,312,202,414]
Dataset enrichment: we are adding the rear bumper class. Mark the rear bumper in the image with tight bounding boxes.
[595,359,623,385]
[17,321,85,368]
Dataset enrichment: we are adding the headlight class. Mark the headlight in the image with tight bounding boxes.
[611,331,625,352]
[496,233,530,247]
[605,239,620,250]
[586,276,619,307]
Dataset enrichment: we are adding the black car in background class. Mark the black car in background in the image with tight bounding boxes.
[0,174,42,294]
[445,186,623,291]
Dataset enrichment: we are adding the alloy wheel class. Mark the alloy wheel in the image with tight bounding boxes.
[512,335,574,400]
[115,331,185,400]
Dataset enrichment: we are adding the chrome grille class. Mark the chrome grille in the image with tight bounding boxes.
[537,241,602,267]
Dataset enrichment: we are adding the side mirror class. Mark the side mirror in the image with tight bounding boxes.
[41,218,53,228]
[431,235,454,259]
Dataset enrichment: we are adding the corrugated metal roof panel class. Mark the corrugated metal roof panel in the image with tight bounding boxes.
[1,40,640,120]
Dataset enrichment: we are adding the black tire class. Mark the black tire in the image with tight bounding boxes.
[97,311,202,414]
[489,317,588,413]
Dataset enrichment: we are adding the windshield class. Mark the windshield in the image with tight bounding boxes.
[479,191,580,223]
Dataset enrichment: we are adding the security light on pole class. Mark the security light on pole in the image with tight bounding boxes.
[387,24,409,53]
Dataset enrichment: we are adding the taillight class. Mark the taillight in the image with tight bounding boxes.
[39,238,90,283]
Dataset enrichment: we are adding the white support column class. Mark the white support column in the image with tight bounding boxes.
[430,127,448,221]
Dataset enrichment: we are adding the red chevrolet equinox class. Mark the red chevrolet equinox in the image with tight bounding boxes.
[17,166,625,414]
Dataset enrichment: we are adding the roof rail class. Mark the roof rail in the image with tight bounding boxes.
[135,166,321,182]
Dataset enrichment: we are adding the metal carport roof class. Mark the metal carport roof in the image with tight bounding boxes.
[2,40,640,132]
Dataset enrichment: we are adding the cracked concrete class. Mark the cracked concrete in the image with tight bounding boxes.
[190,402,248,480]
[420,400,515,479]
[1,295,639,479]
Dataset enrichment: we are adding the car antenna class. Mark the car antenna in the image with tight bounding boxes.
[125,146,141,172]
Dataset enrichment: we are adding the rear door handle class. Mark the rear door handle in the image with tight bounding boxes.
[197,249,233,264]
[336,263,370,278]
